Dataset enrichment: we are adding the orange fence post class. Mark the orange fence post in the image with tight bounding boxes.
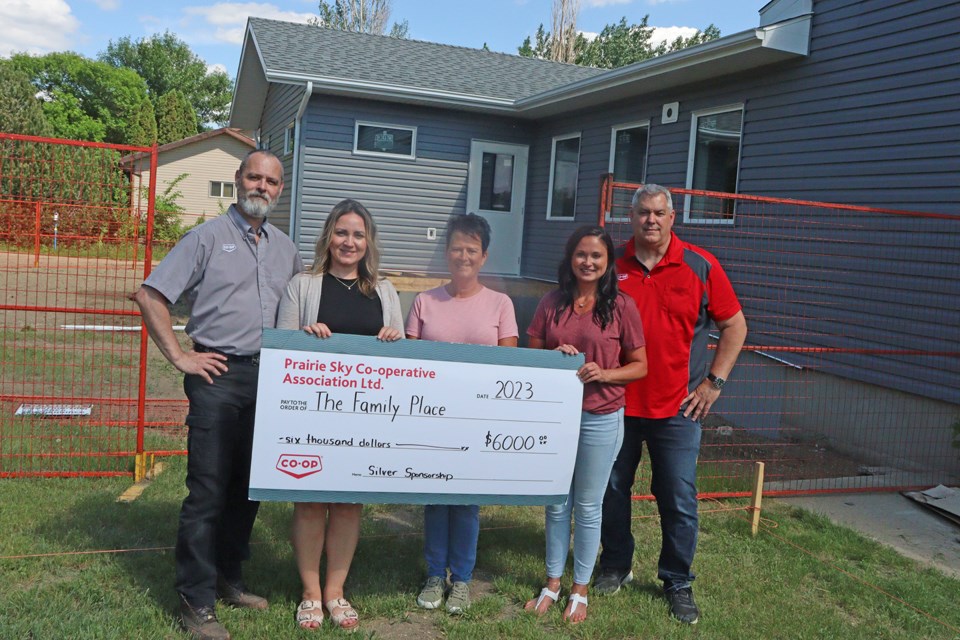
[134,143,159,480]
[33,202,41,267]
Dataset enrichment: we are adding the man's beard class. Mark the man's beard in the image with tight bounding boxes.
[237,189,276,219]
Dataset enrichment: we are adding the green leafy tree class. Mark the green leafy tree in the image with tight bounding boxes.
[10,52,151,144]
[0,62,51,136]
[156,90,197,144]
[99,31,233,128]
[577,16,656,68]
[311,0,408,37]
[518,24,551,59]
[578,17,720,68]
[519,16,719,68]
[657,24,721,55]
[127,99,157,147]
[148,172,193,244]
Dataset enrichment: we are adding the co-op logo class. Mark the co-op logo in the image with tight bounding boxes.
[276,454,323,479]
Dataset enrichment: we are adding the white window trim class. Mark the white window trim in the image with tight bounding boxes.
[283,122,295,156]
[684,103,744,225]
[209,181,233,199]
[546,132,581,221]
[607,120,650,222]
[353,120,417,160]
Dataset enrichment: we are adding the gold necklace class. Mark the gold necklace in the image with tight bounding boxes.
[331,274,359,291]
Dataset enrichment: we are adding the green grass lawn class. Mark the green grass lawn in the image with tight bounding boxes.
[1,456,959,639]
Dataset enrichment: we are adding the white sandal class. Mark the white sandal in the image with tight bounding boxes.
[295,599,324,629]
[528,586,560,615]
[325,597,359,631]
[565,593,588,624]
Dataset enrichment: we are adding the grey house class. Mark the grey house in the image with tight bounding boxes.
[230,0,959,430]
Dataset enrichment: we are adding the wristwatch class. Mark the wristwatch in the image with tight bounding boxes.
[707,373,725,390]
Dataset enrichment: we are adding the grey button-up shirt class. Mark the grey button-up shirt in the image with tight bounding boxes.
[144,205,303,355]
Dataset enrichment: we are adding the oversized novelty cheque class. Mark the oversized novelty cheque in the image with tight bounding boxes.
[249,329,585,505]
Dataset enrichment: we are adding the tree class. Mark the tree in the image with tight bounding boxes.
[0,62,51,136]
[518,24,551,59]
[99,32,233,128]
[10,52,151,144]
[657,24,721,56]
[156,90,197,144]
[578,17,720,68]
[519,15,720,69]
[310,0,408,37]
[550,0,581,63]
[127,99,158,147]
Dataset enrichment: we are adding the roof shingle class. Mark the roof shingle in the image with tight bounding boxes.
[249,18,605,101]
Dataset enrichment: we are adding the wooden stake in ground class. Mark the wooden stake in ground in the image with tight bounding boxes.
[751,461,765,536]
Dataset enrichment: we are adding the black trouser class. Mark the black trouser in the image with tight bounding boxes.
[175,361,260,608]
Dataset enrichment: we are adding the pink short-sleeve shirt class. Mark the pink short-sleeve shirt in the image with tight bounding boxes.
[405,285,518,347]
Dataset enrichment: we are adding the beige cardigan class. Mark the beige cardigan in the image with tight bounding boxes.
[276,271,405,333]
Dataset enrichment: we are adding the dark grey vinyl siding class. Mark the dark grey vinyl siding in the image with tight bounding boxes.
[298,96,532,272]
[259,83,303,235]
[544,0,960,404]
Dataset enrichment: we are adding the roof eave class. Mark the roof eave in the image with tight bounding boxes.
[262,71,519,114]
[229,22,271,130]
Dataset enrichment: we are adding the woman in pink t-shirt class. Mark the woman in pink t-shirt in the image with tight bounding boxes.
[524,226,647,624]
[406,214,519,614]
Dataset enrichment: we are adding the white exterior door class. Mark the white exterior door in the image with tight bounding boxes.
[466,140,528,276]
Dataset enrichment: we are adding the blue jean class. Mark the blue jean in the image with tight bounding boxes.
[423,504,479,583]
[546,409,624,585]
[599,412,701,592]
[176,363,261,607]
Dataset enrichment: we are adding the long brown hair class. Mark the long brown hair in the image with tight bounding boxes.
[310,199,381,297]
[554,226,618,329]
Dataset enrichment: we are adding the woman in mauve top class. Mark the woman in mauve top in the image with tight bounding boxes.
[406,213,518,615]
[277,199,403,631]
[524,225,647,624]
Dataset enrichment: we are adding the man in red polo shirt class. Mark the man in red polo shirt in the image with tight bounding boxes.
[594,184,747,625]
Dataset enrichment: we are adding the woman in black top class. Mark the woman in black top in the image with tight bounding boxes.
[278,199,404,630]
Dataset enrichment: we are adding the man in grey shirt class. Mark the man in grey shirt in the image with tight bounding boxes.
[133,149,302,640]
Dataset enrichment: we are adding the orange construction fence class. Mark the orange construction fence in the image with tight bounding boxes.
[599,175,960,497]
[0,133,172,478]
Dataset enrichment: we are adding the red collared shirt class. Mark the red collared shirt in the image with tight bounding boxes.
[616,233,741,419]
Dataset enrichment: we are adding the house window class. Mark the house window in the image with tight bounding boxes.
[685,105,743,224]
[608,121,649,220]
[478,152,514,211]
[547,133,581,219]
[209,181,235,198]
[284,123,295,156]
[354,121,416,159]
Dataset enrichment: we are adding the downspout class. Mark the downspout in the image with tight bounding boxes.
[288,81,313,245]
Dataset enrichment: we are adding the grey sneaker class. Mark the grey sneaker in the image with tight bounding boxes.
[666,587,699,624]
[593,567,633,595]
[416,576,446,609]
[445,580,471,614]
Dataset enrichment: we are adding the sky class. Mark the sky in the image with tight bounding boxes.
[2,0,768,78]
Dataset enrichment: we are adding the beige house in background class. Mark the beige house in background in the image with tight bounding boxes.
[126,128,255,225]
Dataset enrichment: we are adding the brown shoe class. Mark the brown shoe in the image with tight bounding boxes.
[180,601,231,640]
[216,578,269,610]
